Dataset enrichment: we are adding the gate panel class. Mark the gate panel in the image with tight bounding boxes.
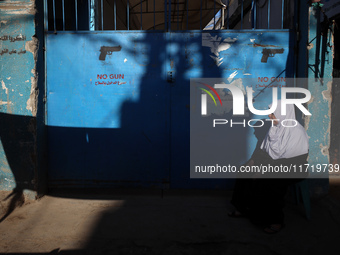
[47,32,170,187]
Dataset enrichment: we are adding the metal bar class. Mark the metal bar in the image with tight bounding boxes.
[254,0,256,29]
[214,0,216,30]
[177,0,179,30]
[62,0,65,31]
[44,28,289,34]
[130,8,216,15]
[114,0,116,30]
[44,0,48,124]
[154,0,155,30]
[130,0,147,10]
[293,0,299,79]
[101,0,104,30]
[268,0,270,29]
[315,7,321,79]
[241,0,243,29]
[87,0,95,31]
[141,0,143,30]
[91,0,95,30]
[186,0,188,30]
[164,0,167,31]
[227,0,229,29]
[281,0,284,29]
[44,0,48,32]
[200,0,202,30]
[75,0,78,30]
[320,26,328,79]
[127,0,130,30]
[88,0,90,30]
[169,0,171,31]
[53,0,56,32]
[222,7,224,29]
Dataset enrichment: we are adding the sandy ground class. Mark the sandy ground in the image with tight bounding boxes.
[0,181,340,255]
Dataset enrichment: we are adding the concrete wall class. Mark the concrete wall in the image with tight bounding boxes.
[0,0,45,199]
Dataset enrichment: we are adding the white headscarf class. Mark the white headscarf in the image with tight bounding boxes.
[260,101,309,159]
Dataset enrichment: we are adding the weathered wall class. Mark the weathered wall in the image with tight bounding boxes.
[0,0,44,199]
[305,4,334,197]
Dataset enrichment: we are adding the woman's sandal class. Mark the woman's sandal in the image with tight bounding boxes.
[228,210,246,218]
[263,224,285,234]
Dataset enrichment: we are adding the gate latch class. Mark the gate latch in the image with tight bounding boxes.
[167,71,175,84]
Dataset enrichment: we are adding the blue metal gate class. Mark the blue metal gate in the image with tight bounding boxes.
[45,0,294,189]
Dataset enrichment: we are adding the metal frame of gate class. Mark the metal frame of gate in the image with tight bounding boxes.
[44,0,290,32]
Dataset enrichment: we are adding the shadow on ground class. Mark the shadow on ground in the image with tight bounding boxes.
[1,189,340,255]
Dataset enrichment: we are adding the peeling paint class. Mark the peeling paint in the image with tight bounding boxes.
[307,43,314,50]
[0,0,36,15]
[209,55,223,66]
[304,95,315,131]
[227,71,238,82]
[25,36,38,56]
[306,79,332,162]
[0,20,8,27]
[252,43,278,48]
[1,80,8,95]
[26,76,38,115]
[202,33,237,57]
[124,58,128,63]
[25,37,39,116]
[324,81,332,160]
[0,101,12,105]
[303,114,311,132]
[320,143,329,157]
[322,81,332,101]
[6,77,11,80]
[202,34,237,67]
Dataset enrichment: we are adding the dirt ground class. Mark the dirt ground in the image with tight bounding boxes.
[0,179,340,255]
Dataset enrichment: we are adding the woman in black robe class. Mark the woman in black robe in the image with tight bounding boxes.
[229,102,309,233]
